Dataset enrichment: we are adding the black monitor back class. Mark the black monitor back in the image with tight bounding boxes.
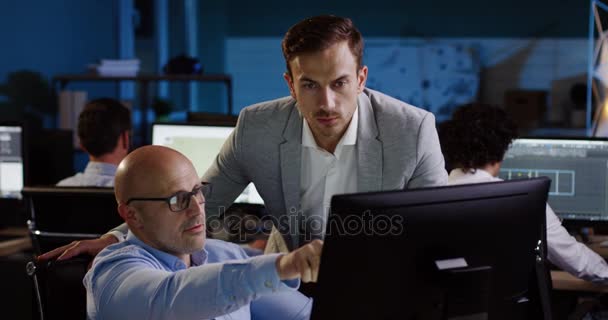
[312,177,551,320]
[23,186,122,254]
[27,128,74,186]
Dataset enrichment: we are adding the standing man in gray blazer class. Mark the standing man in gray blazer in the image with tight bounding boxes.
[38,14,447,261]
[203,15,446,248]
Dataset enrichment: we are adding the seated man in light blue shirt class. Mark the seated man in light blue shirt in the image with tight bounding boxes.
[84,145,321,319]
[57,98,131,187]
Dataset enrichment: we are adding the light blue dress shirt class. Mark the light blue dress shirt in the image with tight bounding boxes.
[56,161,117,187]
[84,232,312,319]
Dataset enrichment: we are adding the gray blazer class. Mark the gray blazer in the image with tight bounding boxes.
[203,88,447,246]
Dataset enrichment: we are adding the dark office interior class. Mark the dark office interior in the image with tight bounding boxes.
[2,0,608,319]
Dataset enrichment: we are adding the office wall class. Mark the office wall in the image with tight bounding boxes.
[0,0,119,124]
[183,0,590,116]
[223,0,588,38]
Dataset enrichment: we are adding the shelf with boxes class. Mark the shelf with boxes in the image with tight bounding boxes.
[52,73,233,145]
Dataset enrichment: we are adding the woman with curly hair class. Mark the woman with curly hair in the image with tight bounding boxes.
[438,103,608,283]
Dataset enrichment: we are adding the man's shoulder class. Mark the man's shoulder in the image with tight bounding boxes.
[205,238,249,261]
[239,96,297,121]
[233,96,299,140]
[55,173,83,186]
[55,172,114,187]
[85,242,153,286]
[364,88,431,123]
[93,242,153,265]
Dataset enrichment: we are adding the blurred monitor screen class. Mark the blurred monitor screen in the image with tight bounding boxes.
[0,125,24,199]
[151,123,263,205]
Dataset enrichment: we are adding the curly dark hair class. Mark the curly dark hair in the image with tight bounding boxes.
[437,103,518,171]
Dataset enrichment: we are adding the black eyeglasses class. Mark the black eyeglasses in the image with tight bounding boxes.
[126,182,212,212]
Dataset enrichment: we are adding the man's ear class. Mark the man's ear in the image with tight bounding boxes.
[121,131,130,150]
[283,72,297,100]
[118,203,143,229]
[356,65,368,94]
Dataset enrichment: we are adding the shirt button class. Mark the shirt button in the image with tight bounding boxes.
[264,280,273,288]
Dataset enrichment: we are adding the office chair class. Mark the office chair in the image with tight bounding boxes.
[26,255,92,320]
[23,186,122,255]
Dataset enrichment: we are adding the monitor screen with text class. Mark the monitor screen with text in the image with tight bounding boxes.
[501,138,608,221]
[0,125,24,199]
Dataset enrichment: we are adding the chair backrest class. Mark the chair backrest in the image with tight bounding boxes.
[27,256,92,320]
[23,186,122,254]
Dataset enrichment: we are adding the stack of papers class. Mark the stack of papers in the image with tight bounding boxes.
[93,59,140,76]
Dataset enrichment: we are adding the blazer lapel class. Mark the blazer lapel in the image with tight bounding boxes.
[279,105,302,215]
[357,92,383,193]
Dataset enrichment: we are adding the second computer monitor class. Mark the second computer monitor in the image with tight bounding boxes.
[0,124,24,199]
[151,123,263,204]
[501,137,608,221]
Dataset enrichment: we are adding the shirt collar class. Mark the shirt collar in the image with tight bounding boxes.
[301,106,359,150]
[126,231,208,269]
[448,168,495,181]
[84,161,118,177]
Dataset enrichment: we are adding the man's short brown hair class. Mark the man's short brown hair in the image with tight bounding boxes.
[281,15,364,77]
[78,98,131,157]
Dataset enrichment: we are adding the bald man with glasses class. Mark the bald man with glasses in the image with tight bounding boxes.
[84,145,320,320]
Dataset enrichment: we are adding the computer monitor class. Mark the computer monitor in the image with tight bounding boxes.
[501,137,608,222]
[312,178,551,320]
[151,123,263,204]
[27,128,74,186]
[0,124,24,199]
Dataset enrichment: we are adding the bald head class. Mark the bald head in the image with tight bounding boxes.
[115,145,207,262]
[115,145,197,204]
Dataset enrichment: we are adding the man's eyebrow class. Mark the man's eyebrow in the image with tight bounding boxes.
[299,76,317,83]
[333,75,349,82]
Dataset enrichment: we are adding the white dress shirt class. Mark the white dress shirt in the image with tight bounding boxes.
[448,168,608,283]
[300,108,359,239]
[56,161,116,187]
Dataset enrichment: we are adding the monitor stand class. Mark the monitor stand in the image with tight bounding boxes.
[441,266,492,320]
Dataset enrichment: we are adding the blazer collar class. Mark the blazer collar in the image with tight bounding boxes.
[356,91,383,192]
[279,102,303,214]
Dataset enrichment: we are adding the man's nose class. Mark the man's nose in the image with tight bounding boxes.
[187,195,204,216]
[318,88,336,110]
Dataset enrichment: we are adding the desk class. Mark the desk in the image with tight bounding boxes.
[0,227,31,257]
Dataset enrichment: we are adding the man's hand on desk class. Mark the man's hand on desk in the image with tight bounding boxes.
[276,239,323,283]
[37,233,118,262]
